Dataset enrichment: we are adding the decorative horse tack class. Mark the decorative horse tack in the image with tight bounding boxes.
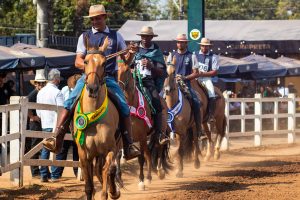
[167,88,183,139]
[129,87,153,128]
[74,84,109,146]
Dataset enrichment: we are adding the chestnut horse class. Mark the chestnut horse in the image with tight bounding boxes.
[117,62,172,190]
[163,64,201,178]
[73,37,121,200]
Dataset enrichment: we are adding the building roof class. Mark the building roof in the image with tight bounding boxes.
[118,20,300,41]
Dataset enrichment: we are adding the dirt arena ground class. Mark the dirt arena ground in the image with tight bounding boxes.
[0,137,299,200]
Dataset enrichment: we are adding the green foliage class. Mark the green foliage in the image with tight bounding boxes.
[0,0,36,36]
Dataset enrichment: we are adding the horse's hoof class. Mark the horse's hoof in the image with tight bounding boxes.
[145,178,152,185]
[194,160,200,169]
[100,191,108,200]
[138,181,145,191]
[158,169,165,180]
[204,156,211,162]
[109,190,121,199]
[176,172,183,178]
[214,152,220,160]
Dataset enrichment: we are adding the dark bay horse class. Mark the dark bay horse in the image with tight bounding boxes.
[164,64,201,178]
[73,37,121,200]
[117,62,172,190]
[191,79,226,161]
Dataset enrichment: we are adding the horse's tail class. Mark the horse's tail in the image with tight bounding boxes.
[183,127,194,160]
[148,133,173,173]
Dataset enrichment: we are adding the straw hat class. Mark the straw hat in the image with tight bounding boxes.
[136,26,158,37]
[84,4,108,18]
[30,69,47,85]
[198,37,212,46]
[174,33,189,42]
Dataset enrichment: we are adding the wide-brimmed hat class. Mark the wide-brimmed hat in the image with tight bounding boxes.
[136,26,158,37]
[174,33,189,42]
[198,37,212,46]
[30,69,47,85]
[84,4,108,18]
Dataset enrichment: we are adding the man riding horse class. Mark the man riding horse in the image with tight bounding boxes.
[167,33,203,139]
[192,37,219,123]
[42,4,140,160]
[132,26,169,145]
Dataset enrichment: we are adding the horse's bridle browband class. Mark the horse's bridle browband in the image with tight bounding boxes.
[87,50,104,55]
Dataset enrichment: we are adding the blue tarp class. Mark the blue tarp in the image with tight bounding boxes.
[0,46,19,70]
[242,55,287,79]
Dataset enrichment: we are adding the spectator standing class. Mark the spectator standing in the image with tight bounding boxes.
[57,74,81,178]
[36,69,64,182]
[25,69,47,178]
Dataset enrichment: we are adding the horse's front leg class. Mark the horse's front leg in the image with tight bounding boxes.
[138,150,145,190]
[101,151,113,200]
[108,156,120,200]
[203,123,213,162]
[175,135,184,178]
[143,140,152,185]
[192,126,200,169]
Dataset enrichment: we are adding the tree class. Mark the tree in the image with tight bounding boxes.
[276,0,300,19]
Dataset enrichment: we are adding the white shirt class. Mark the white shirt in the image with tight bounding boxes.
[61,85,72,101]
[36,82,64,129]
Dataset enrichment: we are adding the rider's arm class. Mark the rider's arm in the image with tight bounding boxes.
[75,34,87,71]
[75,54,85,70]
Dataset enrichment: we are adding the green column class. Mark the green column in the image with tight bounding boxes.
[188,0,204,52]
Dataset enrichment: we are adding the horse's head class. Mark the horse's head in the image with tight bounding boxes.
[84,37,109,98]
[164,56,177,95]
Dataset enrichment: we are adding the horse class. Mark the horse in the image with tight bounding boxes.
[190,79,226,161]
[73,37,121,200]
[163,64,201,178]
[117,61,172,190]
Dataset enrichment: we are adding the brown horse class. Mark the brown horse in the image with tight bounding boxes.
[190,79,226,161]
[163,64,201,178]
[73,37,121,200]
[117,62,172,190]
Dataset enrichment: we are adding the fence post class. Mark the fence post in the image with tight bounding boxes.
[241,100,246,133]
[1,108,8,169]
[9,96,21,186]
[254,94,262,146]
[19,97,28,187]
[221,93,229,150]
[274,100,278,131]
[288,93,296,143]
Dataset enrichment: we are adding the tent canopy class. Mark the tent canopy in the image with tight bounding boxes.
[242,55,287,79]
[276,56,300,76]
[218,56,258,75]
[0,43,76,71]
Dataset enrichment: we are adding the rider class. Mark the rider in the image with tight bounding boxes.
[167,33,202,138]
[192,37,219,123]
[42,4,140,160]
[133,26,169,144]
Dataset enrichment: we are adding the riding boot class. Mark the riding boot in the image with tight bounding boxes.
[154,112,169,145]
[121,116,140,160]
[208,97,216,123]
[42,108,70,154]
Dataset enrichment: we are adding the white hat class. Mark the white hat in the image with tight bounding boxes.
[136,26,158,37]
[30,69,47,85]
[174,33,189,42]
[198,37,212,46]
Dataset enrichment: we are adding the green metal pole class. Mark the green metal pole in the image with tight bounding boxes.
[188,0,204,52]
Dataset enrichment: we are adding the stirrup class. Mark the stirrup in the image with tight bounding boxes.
[42,137,58,153]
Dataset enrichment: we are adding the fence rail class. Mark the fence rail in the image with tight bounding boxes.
[0,94,298,186]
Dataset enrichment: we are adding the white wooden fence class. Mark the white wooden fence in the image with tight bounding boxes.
[221,93,298,150]
[0,96,79,187]
[0,94,298,187]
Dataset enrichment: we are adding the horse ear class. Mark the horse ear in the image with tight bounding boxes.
[171,54,176,65]
[99,36,109,52]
